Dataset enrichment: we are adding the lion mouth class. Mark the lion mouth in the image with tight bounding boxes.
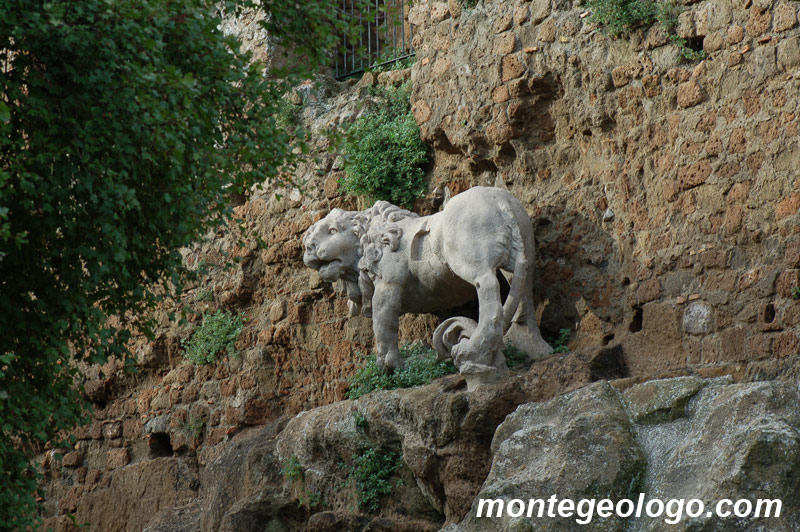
[317,259,344,282]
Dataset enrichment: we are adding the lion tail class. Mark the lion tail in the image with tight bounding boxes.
[502,252,528,331]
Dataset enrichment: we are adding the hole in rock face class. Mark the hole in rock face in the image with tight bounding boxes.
[621,277,631,286]
[149,432,173,458]
[763,303,776,323]
[629,306,643,333]
[590,345,629,381]
[685,36,704,52]
[602,333,615,345]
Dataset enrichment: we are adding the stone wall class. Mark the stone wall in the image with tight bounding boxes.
[409,0,800,379]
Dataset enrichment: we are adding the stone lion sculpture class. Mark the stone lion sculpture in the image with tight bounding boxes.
[303,187,552,383]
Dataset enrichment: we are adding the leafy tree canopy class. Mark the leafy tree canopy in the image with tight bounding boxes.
[0,0,368,526]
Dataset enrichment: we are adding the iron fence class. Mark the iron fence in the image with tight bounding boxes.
[334,0,415,80]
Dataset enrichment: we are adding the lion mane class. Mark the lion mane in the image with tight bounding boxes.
[337,201,418,318]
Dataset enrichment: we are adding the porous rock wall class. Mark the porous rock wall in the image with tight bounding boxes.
[37,0,800,530]
[409,0,800,379]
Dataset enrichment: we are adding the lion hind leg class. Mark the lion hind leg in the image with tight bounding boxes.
[503,263,552,360]
[449,271,506,367]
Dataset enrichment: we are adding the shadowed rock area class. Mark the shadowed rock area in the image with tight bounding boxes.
[132,372,800,532]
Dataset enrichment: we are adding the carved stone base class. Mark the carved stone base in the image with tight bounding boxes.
[433,317,509,388]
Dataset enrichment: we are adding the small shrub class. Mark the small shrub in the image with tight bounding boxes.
[503,342,529,368]
[340,83,429,208]
[182,309,244,365]
[346,342,457,399]
[298,488,323,510]
[793,286,800,301]
[549,328,572,354]
[281,456,323,510]
[195,288,214,302]
[275,96,305,140]
[587,0,657,37]
[180,415,206,439]
[282,456,305,482]
[346,447,403,512]
[353,411,368,430]
[587,0,705,61]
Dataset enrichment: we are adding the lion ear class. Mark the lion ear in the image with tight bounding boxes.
[352,213,368,237]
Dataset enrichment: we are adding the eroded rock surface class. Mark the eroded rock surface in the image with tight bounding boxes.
[115,373,800,532]
[450,379,800,532]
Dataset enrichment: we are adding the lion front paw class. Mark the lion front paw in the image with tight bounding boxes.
[383,350,405,372]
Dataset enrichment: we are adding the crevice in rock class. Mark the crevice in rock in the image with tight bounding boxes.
[629,306,643,333]
[589,345,629,381]
[149,432,174,458]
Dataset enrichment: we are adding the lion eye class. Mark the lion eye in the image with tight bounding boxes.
[329,227,338,235]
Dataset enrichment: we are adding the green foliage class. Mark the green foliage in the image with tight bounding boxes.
[793,286,800,301]
[346,343,457,400]
[298,488,323,510]
[346,447,403,512]
[281,456,323,510]
[282,456,305,483]
[275,97,306,142]
[353,411,369,430]
[503,342,529,368]
[180,416,206,440]
[549,328,572,354]
[183,310,244,365]
[0,0,370,525]
[587,0,657,37]
[339,83,430,208]
[195,288,215,302]
[587,0,706,61]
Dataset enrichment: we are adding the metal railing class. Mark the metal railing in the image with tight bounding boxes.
[334,0,415,80]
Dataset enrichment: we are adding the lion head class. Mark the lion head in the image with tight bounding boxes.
[303,202,418,316]
[303,208,366,283]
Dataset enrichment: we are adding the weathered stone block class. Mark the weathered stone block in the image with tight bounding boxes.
[774,331,799,357]
[430,2,450,23]
[102,421,122,440]
[492,33,515,56]
[62,451,83,468]
[683,301,713,334]
[500,54,525,82]
[637,278,661,304]
[106,448,129,470]
[677,80,705,108]
[243,398,272,425]
[746,6,771,36]
[727,24,744,44]
[718,327,748,362]
[623,376,706,424]
[678,160,712,190]
[774,2,797,32]
[530,0,550,24]
[778,36,800,70]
